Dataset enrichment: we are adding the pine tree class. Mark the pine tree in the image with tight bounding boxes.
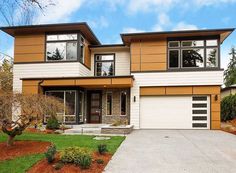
[0,59,13,92]
[224,47,236,87]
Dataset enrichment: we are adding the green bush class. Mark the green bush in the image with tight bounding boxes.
[221,94,236,121]
[46,118,60,130]
[75,155,92,169]
[45,145,57,163]
[60,147,92,169]
[96,158,104,164]
[97,144,108,155]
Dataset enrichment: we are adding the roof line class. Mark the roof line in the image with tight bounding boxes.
[120,28,235,36]
[0,22,101,45]
[89,44,126,48]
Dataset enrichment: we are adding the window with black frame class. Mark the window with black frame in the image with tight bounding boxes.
[95,54,115,76]
[168,39,219,69]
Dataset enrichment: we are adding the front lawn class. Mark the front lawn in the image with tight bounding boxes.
[0,132,125,173]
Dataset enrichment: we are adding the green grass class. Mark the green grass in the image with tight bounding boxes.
[0,132,125,172]
[0,132,125,153]
[0,154,44,173]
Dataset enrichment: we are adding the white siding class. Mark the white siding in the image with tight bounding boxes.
[91,50,130,76]
[13,62,92,92]
[130,71,223,129]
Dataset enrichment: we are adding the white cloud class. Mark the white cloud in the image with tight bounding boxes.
[87,16,109,29]
[173,22,198,31]
[194,0,236,6]
[122,27,146,33]
[35,0,84,24]
[152,13,170,31]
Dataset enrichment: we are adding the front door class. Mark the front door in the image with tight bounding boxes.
[88,92,102,123]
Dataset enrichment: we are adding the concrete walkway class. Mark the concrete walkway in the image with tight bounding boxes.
[104,130,236,173]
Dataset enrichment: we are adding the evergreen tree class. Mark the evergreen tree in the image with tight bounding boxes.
[224,47,236,87]
[0,59,13,92]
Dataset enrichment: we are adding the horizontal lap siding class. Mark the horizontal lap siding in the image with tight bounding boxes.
[14,34,45,63]
[130,40,167,72]
[130,71,223,129]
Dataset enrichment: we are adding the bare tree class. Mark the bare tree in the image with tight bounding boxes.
[0,93,65,146]
[0,0,55,26]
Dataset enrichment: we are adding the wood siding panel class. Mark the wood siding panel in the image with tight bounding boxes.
[14,34,45,63]
[84,39,91,69]
[132,54,141,63]
[166,86,192,95]
[42,79,76,86]
[193,86,220,95]
[141,54,166,63]
[211,121,221,130]
[211,112,220,121]
[141,45,166,55]
[141,62,166,71]
[131,63,141,71]
[140,87,166,96]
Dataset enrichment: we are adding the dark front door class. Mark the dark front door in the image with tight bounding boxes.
[88,92,102,123]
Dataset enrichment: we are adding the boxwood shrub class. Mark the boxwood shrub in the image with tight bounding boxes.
[221,94,236,121]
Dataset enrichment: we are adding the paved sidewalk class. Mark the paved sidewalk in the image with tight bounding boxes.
[104,130,236,173]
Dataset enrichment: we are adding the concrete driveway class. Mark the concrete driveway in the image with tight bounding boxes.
[104,130,236,173]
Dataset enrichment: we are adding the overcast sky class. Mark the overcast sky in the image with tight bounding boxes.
[0,0,235,69]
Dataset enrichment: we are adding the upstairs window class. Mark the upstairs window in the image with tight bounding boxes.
[168,39,219,69]
[95,54,115,76]
[46,34,78,61]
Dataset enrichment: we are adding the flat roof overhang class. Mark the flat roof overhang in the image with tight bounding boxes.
[121,28,235,45]
[0,22,101,45]
[21,76,134,88]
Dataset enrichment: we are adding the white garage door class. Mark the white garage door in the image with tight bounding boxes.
[140,96,210,129]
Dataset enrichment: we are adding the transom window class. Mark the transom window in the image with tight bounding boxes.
[168,39,219,69]
[46,34,85,63]
[95,54,115,76]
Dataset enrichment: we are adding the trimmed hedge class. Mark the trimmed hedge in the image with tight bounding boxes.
[221,94,236,121]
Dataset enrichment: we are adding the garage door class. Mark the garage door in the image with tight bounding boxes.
[140,96,210,129]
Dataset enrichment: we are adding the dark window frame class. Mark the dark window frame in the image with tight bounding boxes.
[94,53,115,76]
[45,32,86,64]
[106,92,113,115]
[167,36,220,70]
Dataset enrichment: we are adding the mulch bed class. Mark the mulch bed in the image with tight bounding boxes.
[28,152,112,173]
[0,141,51,161]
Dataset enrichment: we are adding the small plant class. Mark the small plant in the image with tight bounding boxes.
[96,158,104,164]
[45,145,57,163]
[97,144,108,155]
[76,155,92,169]
[46,118,60,130]
[53,162,64,170]
[60,147,92,169]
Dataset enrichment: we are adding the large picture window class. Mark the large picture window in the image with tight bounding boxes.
[168,39,219,69]
[95,54,115,76]
[45,90,76,123]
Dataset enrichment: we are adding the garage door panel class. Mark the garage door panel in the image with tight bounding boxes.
[140,96,210,129]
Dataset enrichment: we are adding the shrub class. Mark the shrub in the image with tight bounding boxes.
[45,145,57,163]
[53,162,64,170]
[60,147,92,169]
[46,118,60,130]
[97,144,108,155]
[221,94,236,121]
[75,155,92,169]
[96,158,104,164]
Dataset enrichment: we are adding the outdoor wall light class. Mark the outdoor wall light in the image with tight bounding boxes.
[215,95,218,101]
[134,96,136,102]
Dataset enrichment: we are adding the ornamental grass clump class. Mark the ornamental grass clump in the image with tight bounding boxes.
[45,144,57,163]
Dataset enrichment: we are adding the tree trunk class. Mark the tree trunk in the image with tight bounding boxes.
[7,136,15,146]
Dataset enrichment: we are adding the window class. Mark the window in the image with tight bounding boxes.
[45,90,76,123]
[168,39,219,69]
[79,91,84,122]
[95,54,115,76]
[120,91,127,115]
[46,34,78,61]
[79,36,85,63]
[106,93,112,115]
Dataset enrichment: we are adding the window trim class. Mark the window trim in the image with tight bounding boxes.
[167,37,220,70]
[106,92,113,116]
[94,53,116,76]
[46,33,79,62]
[120,90,127,116]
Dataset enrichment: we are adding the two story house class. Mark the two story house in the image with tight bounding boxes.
[0,23,234,130]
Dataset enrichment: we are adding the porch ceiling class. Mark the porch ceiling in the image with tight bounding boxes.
[21,76,134,88]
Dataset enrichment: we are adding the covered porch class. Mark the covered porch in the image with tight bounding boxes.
[21,76,134,125]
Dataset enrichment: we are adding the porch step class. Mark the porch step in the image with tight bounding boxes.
[64,127,102,134]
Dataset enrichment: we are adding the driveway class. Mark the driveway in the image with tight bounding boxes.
[104,130,236,173]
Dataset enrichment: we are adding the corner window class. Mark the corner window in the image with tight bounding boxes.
[79,36,85,63]
[46,34,78,61]
[168,39,219,69]
[95,54,115,76]
[120,91,127,116]
[106,92,112,115]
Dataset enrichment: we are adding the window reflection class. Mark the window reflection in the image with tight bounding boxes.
[206,48,218,67]
[182,49,204,67]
